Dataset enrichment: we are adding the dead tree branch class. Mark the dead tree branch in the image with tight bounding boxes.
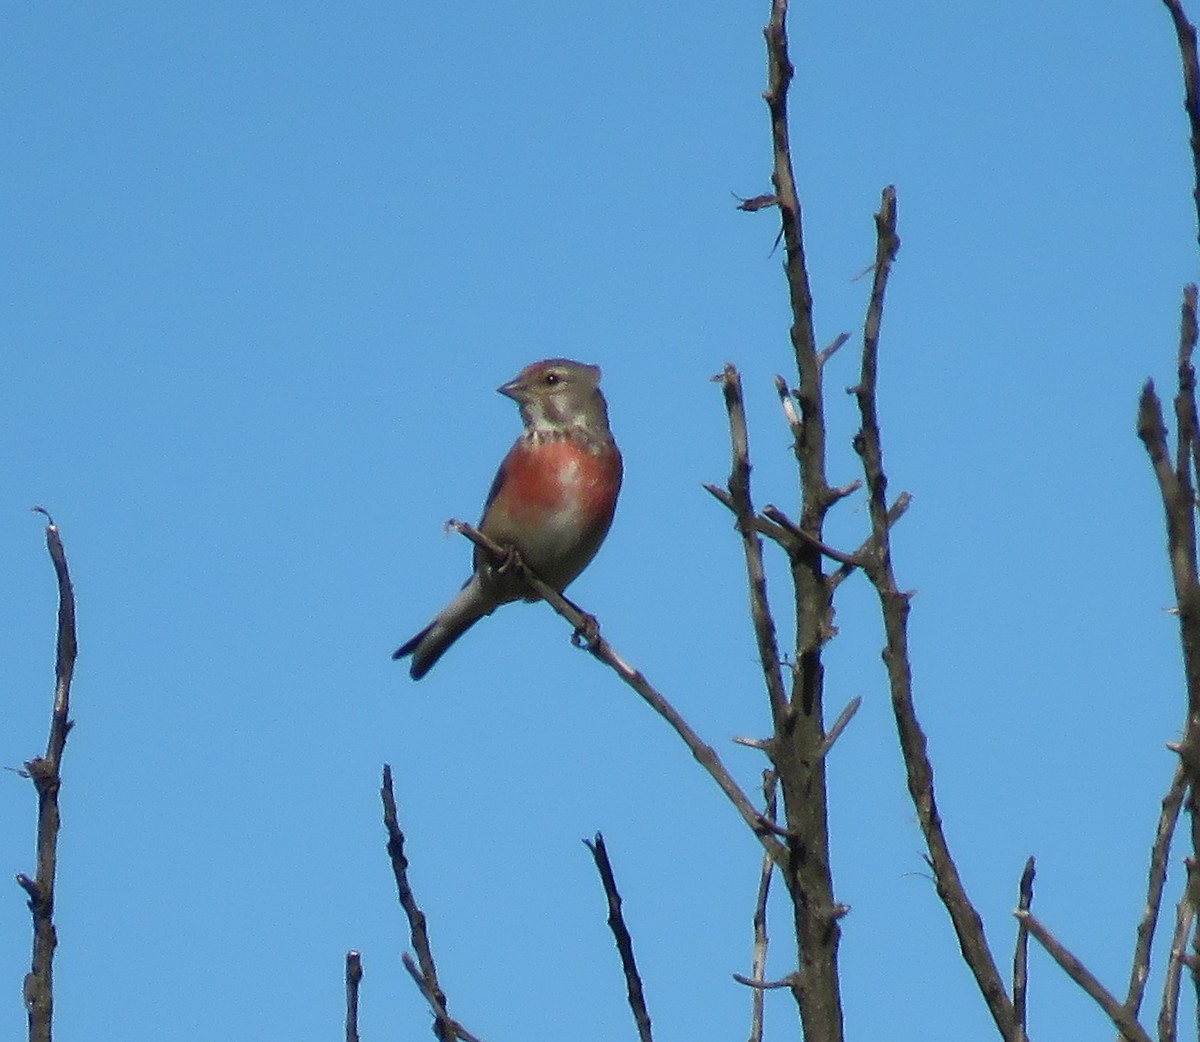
[744,772,778,1042]
[1162,0,1200,245]
[448,520,788,870]
[345,951,363,1042]
[1015,911,1153,1042]
[1138,289,1200,853]
[1123,764,1188,1020]
[381,765,478,1042]
[584,834,653,1042]
[1013,858,1035,1042]
[1158,874,1196,1042]
[849,189,1017,1039]
[16,511,78,1042]
[401,954,486,1042]
[716,363,789,724]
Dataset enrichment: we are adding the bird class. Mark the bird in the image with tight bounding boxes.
[393,358,623,679]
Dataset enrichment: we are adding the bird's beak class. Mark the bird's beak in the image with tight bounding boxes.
[497,378,523,402]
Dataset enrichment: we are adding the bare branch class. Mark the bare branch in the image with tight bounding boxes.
[20,511,78,1042]
[401,954,486,1042]
[1125,765,1187,1019]
[381,765,455,1042]
[1158,880,1196,1042]
[345,951,363,1042]
[704,485,800,553]
[817,333,851,368]
[760,5,848,1037]
[815,697,862,761]
[850,190,1016,1039]
[449,521,788,869]
[716,364,789,723]
[746,772,778,1042]
[584,834,653,1042]
[760,505,863,569]
[1161,0,1200,246]
[734,973,796,990]
[1013,857,1035,1042]
[827,492,913,592]
[1138,293,1200,835]
[1016,911,1152,1042]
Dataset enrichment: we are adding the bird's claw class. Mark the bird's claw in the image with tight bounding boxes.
[571,612,601,649]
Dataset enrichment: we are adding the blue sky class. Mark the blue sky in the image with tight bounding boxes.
[2,1,1196,1039]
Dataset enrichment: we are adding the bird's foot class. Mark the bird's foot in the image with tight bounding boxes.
[571,612,601,649]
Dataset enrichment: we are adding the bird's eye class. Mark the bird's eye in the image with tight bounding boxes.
[544,372,561,386]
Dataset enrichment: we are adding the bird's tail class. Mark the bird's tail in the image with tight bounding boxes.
[392,577,493,680]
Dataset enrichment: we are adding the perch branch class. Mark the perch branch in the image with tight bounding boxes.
[584,834,653,1042]
[448,521,788,870]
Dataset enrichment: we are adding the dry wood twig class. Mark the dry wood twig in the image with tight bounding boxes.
[1015,911,1153,1042]
[1162,0,1200,245]
[345,951,363,1042]
[17,510,78,1042]
[381,765,477,1042]
[401,954,486,1042]
[744,772,778,1042]
[850,190,1017,1040]
[1157,877,1196,1042]
[1012,857,1035,1042]
[716,363,789,724]
[1123,764,1187,1021]
[584,834,653,1042]
[447,520,788,870]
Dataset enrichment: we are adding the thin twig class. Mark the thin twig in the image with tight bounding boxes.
[827,493,913,592]
[850,189,1016,1040]
[760,505,863,569]
[1161,0,1200,247]
[1124,764,1187,1021]
[703,485,800,553]
[381,765,455,1042]
[1016,911,1153,1042]
[746,772,778,1042]
[817,333,851,368]
[734,973,796,990]
[717,364,789,724]
[1138,291,1200,839]
[448,521,788,870]
[1159,886,1195,1042]
[584,834,653,1042]
[1013,857,1035,1042]
[18,510,78,1042]
[401,954,486,1042]
[345,951,363,1042]
[815,697,862,761]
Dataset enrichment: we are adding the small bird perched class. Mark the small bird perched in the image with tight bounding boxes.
[394,358,623,679]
